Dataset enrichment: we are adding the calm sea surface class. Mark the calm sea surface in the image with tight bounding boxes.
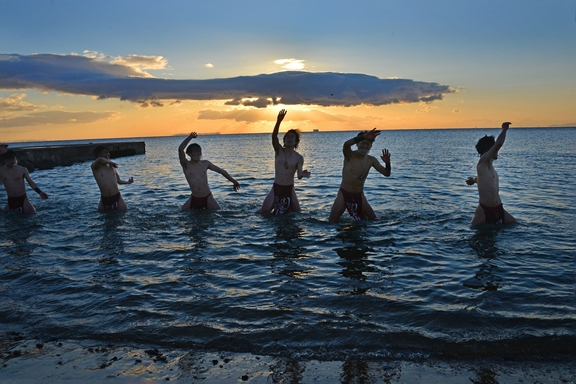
[1,128,575,361]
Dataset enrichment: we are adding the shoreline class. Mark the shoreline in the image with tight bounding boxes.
[2,338,574,383]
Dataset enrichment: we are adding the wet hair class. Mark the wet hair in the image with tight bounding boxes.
[186,143,202,155]
[357,131,375,143]
[283,129,301,149]
[475,135,495,155]
[1,149,17,160]
[93,145,109,158]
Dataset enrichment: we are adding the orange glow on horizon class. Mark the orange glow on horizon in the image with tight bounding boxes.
[1,94,575,143]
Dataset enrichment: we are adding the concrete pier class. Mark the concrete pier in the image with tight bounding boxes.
[9,142,145,172]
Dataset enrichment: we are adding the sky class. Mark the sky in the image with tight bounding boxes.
[1,0,575,142]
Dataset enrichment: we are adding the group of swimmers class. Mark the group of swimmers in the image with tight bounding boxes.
[0,111,516,225]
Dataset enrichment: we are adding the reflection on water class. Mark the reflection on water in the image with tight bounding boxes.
[468,226,505,259]
[270,217,312,279]
[334,224,385,295]
[470,367,500,384]
[1,130,574,364]
[182,211,217,252]
[340,358,375,384]
[463,226,505,291]
[97,212,125,265]
[269,357,305,384]
[336,245,376,282]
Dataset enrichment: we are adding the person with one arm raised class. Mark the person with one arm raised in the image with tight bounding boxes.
[466,122,517,225]
[260,109,311,215]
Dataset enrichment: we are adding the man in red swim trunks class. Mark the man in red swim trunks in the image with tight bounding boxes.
[0,150,49,214]
[178,132,240,210]
[466,122,517,225]
[91,146,134,211]
[328,128,391,222]
[260,109,311,215]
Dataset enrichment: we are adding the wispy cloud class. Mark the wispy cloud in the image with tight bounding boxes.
[0,93,43,112]
[0,53,455,108]
[0,110,117,129]
[110,54,170,75]
[198,108,344,123]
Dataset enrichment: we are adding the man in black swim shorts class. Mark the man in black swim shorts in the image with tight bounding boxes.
[178,132,240,211]
[0,150,49,214]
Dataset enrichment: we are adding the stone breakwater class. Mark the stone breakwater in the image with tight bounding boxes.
[8,142,145,172]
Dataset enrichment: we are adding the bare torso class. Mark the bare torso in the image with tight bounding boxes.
[92,164,120,197]
[274,148,303,186]
[339,153,375,193]
[182,160,212,197]
[476,161,502,206]
[0,165,28,196]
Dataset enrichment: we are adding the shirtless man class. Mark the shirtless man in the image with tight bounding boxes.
[178,132,240,210]
[91,145,134,211]
[0,150,48,213]
[260,109,311,215]
[329,129,391,222]
[466,122,516,225]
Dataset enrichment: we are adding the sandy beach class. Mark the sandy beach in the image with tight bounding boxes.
[2,337,574,383]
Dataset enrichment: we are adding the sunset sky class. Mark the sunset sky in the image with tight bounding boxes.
[1,1,575,142]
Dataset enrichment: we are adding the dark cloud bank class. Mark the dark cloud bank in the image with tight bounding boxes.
[0,54,454,108]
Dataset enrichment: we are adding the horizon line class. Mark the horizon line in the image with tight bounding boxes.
[5,126,575,146]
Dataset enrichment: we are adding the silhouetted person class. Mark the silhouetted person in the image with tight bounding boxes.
[91,146,133,211]
[1,150,48,213]
[466,122,517,225]
[329,128,391,222]
[260,109,310,215]
[178,132,240,210]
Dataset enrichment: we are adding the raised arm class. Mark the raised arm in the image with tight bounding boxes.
[91,156,118,170]
[492,122,511,152]
[208,162,241,191]
[371,149,391,177]
[343,128,380,159]
[178,132,197,166]
[272,109,287,152]
[480,122,511,163]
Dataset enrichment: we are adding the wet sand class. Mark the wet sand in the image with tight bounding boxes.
[2,338,574,383]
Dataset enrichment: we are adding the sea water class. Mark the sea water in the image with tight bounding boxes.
[1,128,574,361]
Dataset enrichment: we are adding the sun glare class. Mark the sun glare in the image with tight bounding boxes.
[274,58,305,71]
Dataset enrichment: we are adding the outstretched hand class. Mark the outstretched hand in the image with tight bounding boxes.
[40,192,49,200]
[127,177,134,184]
[232,180,241,192]
[301,169,311,178]
[364,128,381,141]
[380,149,390,163]
[277,109,287,122]
[189,132,198,139]
[465,177,477,186]
[502,122,511,129]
